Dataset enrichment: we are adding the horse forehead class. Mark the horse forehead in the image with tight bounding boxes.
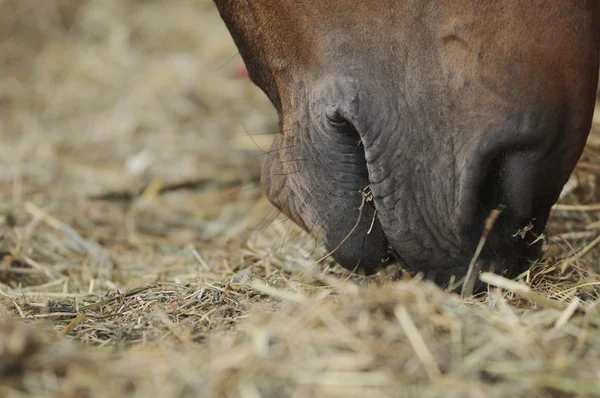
[245,0,590,62]
[236,0,597,104]
[246,0,592,40]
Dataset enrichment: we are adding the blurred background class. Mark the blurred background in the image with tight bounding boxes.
[0,0,312,291]
[0,0,280,209]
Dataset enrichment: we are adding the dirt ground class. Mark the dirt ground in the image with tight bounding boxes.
[1,1,600,397]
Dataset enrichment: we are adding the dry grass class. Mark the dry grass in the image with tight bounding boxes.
[1,1,600,397]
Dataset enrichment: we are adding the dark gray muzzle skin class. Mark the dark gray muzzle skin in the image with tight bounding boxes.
[300,19,598,286]
[215,0,600,287]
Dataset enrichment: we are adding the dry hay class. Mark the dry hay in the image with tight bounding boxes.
[1,1,600,397]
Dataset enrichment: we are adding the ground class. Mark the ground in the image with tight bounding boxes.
[1,1,600,397]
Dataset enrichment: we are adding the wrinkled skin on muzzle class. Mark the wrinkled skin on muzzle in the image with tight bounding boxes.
[215,0,600,287]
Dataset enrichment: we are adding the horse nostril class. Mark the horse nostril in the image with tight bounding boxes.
[476,148,538,239]
[478,151,506,215]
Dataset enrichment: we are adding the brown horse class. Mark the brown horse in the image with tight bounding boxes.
[215,0,600,288]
